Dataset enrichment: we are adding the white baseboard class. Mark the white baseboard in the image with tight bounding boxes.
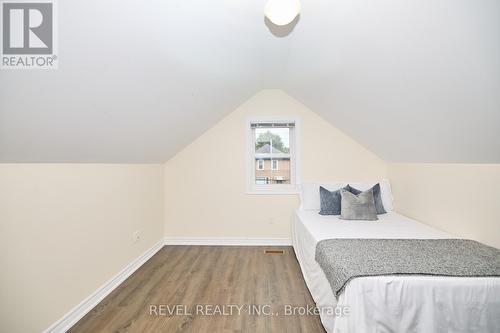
[43,236,291,332]
[43,239,164,333]
[163,237,292,246]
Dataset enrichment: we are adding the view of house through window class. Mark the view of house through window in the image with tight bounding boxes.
[254,125,291,185]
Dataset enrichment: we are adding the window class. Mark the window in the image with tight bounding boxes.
[257,160,264,170]
[246,117,299,194]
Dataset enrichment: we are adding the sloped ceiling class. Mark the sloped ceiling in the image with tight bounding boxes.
[1,0,499,163]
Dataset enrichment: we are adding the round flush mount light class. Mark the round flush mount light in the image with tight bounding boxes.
[264,0,301,26]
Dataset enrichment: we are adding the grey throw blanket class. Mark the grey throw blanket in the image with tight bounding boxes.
[315,239,500,298]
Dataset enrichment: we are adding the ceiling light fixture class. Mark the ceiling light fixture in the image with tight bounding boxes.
[264,0,301,26]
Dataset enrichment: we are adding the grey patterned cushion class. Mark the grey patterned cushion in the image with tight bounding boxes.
[319,186,347,215]
[346,183,387,214]
[340,188,378,221]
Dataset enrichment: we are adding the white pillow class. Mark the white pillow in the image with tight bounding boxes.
[344,179,394,211]
[298,179,394,212]
[298,182,343,210]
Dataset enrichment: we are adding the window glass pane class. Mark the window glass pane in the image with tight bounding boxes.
[254,127,291,185]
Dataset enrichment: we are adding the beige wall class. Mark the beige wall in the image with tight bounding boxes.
[0,164,164,333]
[163,90,387,238]
[388,163,500,249]
[4,90,499,333]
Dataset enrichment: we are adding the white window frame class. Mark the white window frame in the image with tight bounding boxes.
[246,116,300,194]
[271,159,279,170]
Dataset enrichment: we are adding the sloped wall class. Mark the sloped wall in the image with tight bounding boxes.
[163,90,387,239]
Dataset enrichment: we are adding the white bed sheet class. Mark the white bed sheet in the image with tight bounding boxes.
[292,210,500,333]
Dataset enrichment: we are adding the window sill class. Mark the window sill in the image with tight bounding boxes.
[246,188,299,195]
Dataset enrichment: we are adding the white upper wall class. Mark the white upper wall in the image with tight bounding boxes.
[284,0,500,163]
[1,0,499,163]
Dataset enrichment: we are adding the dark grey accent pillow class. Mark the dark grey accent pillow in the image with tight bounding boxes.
[346,183,387,214]
[340,189,378,221]
[319,186,347,215]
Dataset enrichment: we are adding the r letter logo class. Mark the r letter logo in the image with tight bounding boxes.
[1,0,57,69]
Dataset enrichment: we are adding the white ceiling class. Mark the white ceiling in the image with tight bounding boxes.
[1,0,499,163]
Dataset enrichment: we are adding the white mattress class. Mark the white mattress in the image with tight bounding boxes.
[292,210,500,333]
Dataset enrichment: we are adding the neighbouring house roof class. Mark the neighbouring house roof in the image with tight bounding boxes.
[255,144,286,154]
[255,144,290,160]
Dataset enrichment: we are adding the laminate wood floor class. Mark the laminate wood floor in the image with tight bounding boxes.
[69,246,326,333]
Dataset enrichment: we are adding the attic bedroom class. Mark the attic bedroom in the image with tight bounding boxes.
[0,1,499,333]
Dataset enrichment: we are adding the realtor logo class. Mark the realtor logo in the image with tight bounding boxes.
[1,0,57,69]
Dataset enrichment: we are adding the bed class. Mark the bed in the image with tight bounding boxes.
[292,209,500,333]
